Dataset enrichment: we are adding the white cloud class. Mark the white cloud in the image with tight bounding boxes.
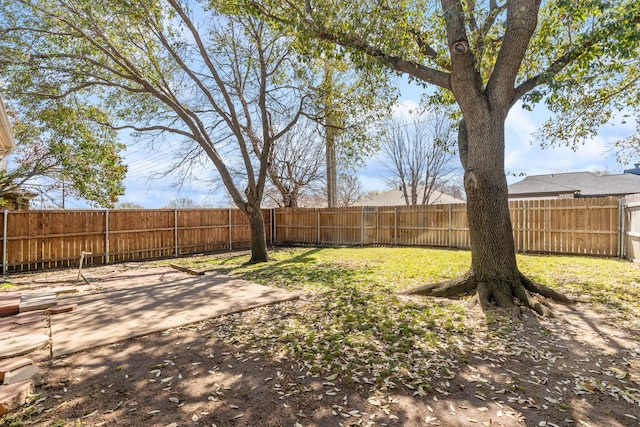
[392,99,421,119]
[506,103,539,144]
[503,102,625,182]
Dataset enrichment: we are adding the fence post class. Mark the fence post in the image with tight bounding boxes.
[361,207,365,246]
[394,207,398,246]
[2,210,7,275]
[376,207,379,245]
[228,208,233,251]
[522,204,528,253]
[273,209,277,245]
[317,210,321,244]
[268,209,272,246]
[448,204,452,248]
[619,198,625,259]
[105,210,110,264]
[174,209,179,257]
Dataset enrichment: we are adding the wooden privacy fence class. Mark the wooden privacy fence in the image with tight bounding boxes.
[1,209,273,273]
[274,196,624,257]
[1,196,638,273]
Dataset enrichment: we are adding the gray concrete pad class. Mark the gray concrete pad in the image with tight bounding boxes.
[49,267,297,356]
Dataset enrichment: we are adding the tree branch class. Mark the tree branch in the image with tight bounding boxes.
[486,0,542,109]
[513,10,640,104]
[247,0,451,90]
[441,0,486,114]
[101,123,194,139]
[407,28,451,71]
[314,29,451,90]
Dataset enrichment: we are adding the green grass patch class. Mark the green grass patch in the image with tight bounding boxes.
[174,248,640,316]
[517,253,640,317]
[0,281,17,291]
[176,246,471,293]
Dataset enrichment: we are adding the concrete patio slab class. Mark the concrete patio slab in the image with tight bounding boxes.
[49,268,297,357]
[0,334,49,359]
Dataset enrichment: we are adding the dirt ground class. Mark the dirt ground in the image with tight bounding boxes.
[2,260,640,427]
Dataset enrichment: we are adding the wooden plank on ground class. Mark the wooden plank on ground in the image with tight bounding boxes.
[0,334,49,359]
[170,264,205,276]
[19,294,57,313]
[0,358,37,385]
[46,304,78,315]
[0,300,20,317]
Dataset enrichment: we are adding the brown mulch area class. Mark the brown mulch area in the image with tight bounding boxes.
[1,262,640,426]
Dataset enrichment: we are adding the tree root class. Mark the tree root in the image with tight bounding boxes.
[402,270,573,317]
[400,270,476,297]
[519,273,573,304]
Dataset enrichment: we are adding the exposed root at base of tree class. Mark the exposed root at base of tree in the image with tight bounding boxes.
[402,270,573,317]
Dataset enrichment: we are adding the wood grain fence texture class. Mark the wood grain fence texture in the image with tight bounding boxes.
[0,196,634,272]
[1,209,271,272]
[275,196,623,257]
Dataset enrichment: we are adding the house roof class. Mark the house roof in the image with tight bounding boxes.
[355,187,465,206]
[0,95,16,155]
[508,171,640,198]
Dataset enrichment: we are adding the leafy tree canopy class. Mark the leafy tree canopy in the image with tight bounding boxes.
[0,0,346,260]
[242,0,639,148]
[1,99,126,208]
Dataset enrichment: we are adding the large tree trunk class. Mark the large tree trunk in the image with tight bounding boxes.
[323,60,338,208]
[463,112,522,309]
[326,123,337,208]
[245,204,269,263]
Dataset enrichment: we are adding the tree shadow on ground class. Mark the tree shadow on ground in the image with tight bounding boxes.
[3,299,637,427]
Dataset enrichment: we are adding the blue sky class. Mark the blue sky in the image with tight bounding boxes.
[62,79,634,209]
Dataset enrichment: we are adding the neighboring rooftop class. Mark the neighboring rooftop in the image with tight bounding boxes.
[355,187,465,206]
[508,171,640,199]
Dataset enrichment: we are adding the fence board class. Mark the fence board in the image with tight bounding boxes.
[177,209,230,254]
[624,194,640,262]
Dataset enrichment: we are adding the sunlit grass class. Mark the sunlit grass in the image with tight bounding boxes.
[180,246,471,292]
[0,281,16,291]
[175,247,640,315]
[517,253,640,317]
[163,246,640,319]
[168,246,640,324]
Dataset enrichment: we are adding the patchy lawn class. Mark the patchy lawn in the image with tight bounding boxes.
[2,246,640,427]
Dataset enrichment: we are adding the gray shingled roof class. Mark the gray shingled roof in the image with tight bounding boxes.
[355,188,465,206]
[508,172,640,197]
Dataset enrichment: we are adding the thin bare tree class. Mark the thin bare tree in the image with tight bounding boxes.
[336,172,365,207]
[265,119,325,208]
[380,111,458,205]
